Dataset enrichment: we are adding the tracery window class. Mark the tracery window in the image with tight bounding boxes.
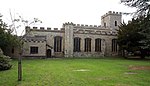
[74,37,81,52]
[112,39,117,52]
[95,38,101,52]
[84,38,91,52]
[54,36,62,52]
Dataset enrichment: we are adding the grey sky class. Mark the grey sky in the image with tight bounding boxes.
[0,0,135,35]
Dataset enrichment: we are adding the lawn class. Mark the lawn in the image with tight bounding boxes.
[0,57,150,86]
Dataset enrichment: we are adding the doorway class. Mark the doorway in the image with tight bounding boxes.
[47,49,51,58]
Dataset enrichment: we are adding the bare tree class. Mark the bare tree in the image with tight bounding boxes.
[121,0,150,17]
[9,10,42,81]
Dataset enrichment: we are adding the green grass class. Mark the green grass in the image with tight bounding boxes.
[0,57,150,86]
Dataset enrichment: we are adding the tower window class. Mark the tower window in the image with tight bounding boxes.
[115,21,117,26]
[104,22,106,27]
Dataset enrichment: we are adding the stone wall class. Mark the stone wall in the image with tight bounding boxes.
[73,29,118,57]
[22,11,121,58]
[22,36,47,58]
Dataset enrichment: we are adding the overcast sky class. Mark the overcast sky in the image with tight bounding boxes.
[0,0,136,35]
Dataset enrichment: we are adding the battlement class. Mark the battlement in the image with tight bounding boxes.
[25,26,65,32]
[25,24,114,34]
[62,22,102,28]
[62,22,111,29]
[101,11,122,19]
[74,24,101,28]
[63,22,75,27]
[73,23,113,30]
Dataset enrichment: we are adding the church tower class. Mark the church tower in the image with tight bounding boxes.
[101,11,122,29]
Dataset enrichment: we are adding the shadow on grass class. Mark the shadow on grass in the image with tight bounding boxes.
[125,56,150,61]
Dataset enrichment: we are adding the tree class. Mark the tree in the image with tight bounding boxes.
[137,15,150,58]
[0,14,21,56]
[117,17,146,58]
[138,15,150,49]
[8,12,42,81]
[121,0,150,16]
[0,14,17,71]
[120,0,150,59]
[117,16,150,59]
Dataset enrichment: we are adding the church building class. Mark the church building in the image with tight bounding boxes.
[22,11,122,58]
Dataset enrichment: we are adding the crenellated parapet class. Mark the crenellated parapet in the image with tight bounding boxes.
[62,22,75,27]
[62,22,104,29]
[101,11,122,19]
[25,26,65,33]
[63,22,103,29]
[64,22,115,29]
[74,24,101,29]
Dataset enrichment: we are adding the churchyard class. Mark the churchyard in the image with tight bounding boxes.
[0,57,150,86]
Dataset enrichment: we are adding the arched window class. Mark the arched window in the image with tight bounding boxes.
[54,36,62,52]
[112,39,117,52]
[95,38,101,52]
[74,37,81,52]
[84,38,91,52]
[115,21,117,26]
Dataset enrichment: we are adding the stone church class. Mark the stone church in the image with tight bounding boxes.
[22,11,122,58]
